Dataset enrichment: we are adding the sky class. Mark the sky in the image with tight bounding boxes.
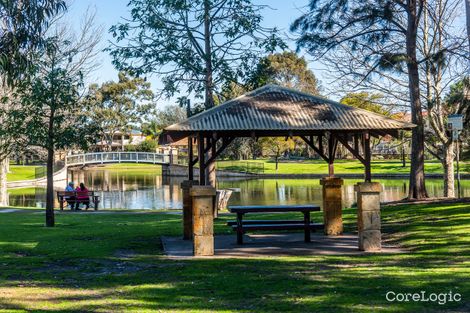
[65,0,328,107]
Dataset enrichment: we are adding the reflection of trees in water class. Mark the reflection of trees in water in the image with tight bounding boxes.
[8,173,470,208]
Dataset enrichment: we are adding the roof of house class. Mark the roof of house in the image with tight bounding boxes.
[162,84,415,142]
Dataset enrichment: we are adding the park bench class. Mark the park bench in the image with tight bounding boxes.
[227,205,323,244]
[56,191,100,211]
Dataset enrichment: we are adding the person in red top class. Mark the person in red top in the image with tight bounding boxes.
[75,183,90,210]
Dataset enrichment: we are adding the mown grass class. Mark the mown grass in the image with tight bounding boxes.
[0,201,469,312]
[217,159,470,175]
[7,166,44,182]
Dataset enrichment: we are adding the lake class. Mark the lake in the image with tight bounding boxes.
[7,167,470,209]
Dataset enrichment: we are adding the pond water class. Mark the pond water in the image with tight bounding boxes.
[8,167,470,209]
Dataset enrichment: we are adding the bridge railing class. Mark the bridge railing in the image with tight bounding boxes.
[66,152,170,166]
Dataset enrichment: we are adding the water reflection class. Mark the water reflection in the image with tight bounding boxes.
[7,168,470,209]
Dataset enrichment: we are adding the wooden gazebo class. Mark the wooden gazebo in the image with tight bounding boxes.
[160,84,415,183]
[161,84,415,254]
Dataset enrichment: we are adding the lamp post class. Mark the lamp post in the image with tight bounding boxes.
[448,114,463,198]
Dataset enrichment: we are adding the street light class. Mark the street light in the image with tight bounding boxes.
[448,114,463,198]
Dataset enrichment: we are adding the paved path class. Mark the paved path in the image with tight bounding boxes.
[0,209,21,213]
[162,233,407,258]
[0,208,183,215]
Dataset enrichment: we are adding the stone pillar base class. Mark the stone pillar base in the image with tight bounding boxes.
[181,180,199,240]
[190,186,216,256]
[320,177,344,236]
[355,182,382,251]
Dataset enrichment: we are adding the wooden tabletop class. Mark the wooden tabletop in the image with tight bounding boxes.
[229,204,320,214]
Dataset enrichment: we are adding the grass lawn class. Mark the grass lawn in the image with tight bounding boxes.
[7,165,44,182]
[217,159,470,175]
[0,202,469,312]
[91,163,162,174]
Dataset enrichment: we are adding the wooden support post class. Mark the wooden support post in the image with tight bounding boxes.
[364,132,372,182]
[328,133,337,177]
[318,134,323,156]
[190,186,216,256]
[208,135,217,188]
[354,134,360,154]
[198,133,206,185]
[188,136,193,181]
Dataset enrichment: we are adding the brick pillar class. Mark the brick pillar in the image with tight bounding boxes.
[355,182,382,251]
[181,180,199,240]
[190,186,216,256]
[320,177,344,236]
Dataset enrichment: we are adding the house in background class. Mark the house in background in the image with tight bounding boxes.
[92,130,147,151]
[157,138,196,154]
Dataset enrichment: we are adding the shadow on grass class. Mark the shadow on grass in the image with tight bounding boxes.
[0,203,469,312]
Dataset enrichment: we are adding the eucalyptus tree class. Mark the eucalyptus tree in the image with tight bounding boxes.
[466,0,470,53]
[246,51,320,96]
[109,0,285,186]
[109,0,284,108]
[86,73,154,151]
[291,0,467,199]
[0,0,66,206]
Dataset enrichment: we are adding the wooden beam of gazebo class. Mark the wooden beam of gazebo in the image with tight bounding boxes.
[160,84,415,184]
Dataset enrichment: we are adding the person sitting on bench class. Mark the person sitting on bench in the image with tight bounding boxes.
[75,183,90,210]
[64,182,75,210]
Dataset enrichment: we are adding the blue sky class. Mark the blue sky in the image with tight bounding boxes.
[67,0,328,106]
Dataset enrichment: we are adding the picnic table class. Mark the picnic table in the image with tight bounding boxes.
[56,191,100,211]
[228,205,323,244]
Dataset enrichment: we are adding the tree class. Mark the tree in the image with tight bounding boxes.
[86,73,154,151]
[291,0,455,199]
[247,51,320,95]
[298,0,467,198]
[10,39,97,227]
[152,105,187,132]
[466,0,470,54]
[419,1,469,197]
[339,92,402,160]
[261,137,293,170]
[0,0,66,206]
[340,92,392,116]
[220,51,321,160]
[109,0,285,187]
[0,0,67,84]
[109,0,284,109]
[142,105,186,142]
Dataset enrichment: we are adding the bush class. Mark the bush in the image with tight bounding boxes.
[124,139,157,152]
[136,139,157,152]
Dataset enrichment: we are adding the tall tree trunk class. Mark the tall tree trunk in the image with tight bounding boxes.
[0,158,8,206]
[466,0,470,54]
[45,111,55,227]
[45,147,55,226]
[204,0,216,187]
[406,1,428,199]
[443,141,455,197]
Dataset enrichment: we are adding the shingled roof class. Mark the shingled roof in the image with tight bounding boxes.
[162,84,414,142]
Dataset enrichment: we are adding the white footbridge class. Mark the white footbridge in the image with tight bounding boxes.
[66,152,171,167]
[8,152,173,188]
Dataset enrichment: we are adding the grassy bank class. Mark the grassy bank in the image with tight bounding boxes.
[7,165,44,182]
[217,159,470,175]
[0,202,469,312]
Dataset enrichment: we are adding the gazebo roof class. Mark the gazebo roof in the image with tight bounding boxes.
[163,85,415,142]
